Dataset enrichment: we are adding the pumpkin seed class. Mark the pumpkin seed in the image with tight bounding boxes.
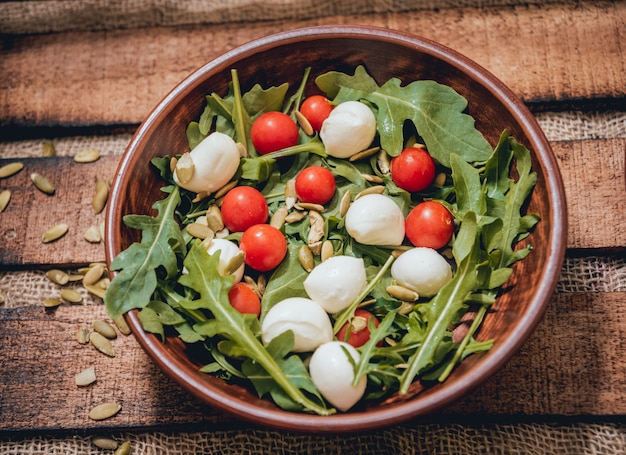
[294,110,314,136]
[88,402,121,421]
[224,252,245,276]
[355,185,385,199]
[377,149,391,174]
[397,301,416,315]
[92,436,118,450]
[0,190,10,212]
[98,221,105,241]
[321,240,334,262]
[42,141,56,157]
[348,146,380,162]
[0,162,24,179]
[67,273,85,282]
[93,320,117,339]
[84,225,102,243]
[114,441,131,455]
[76,327,90,344]
[285,179,297,209]
[175,152,195,184]
[43,297,63,308]
[339,191,351,218]
[191,191,209,203]
[295,202,325,212]
[214,179,238,199]
[83,263,106,286]
[236,141,248,157]
[298,245,314,272]
[361,173,383,183]
[89,331,115,357]
[75,366,97,387]
[42,223,68,243]
[284,210,306,224]
[386,285,419,302]
[205,205,224,232]
[74,149,100,163]
[92,179,109,214]
[270,206,288,229]
[186,222,214,240]
[60,288,83,303]
[307,210,324,255]
[85,283,106,299]
[45,269,69,286]
[113,315,131,336]
[256,274,267,296]
[0,292,5,305]
[31,172,55,194]
[434,172,447,187]
[169,156,178,173]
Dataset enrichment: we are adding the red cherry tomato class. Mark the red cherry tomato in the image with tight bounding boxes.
[250,111,299,155]
[294,166,336,205]
[405,201,454,249]
[390,147,436,192]
[221,186,268,233]
[336,309,380,348]
[299,95,333,132]
[239,224,287,272]
[228,282,261,317]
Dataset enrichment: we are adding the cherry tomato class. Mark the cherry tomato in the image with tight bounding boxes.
[336,309,380,348]
[390,147,436,192]
[405,201,454,249]
[250,111,299,155]
[221,186,268,233]
[294,166,336,205]
[299,95,333,132]
[228,282,261,317]
[239,224,287,272]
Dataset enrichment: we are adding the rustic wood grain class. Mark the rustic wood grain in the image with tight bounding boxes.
[0,2,624,130]
[1,138,623,269]
[0,156,116,269]
[1,291,624,433]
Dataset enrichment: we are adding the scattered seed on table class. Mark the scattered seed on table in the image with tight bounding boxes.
[75,365,97,387]
[91,435,118,450]
[92,179,109,214]
[89,331,115,357]
[113,315,131,336]
[42,223,68,243]
[42,141,56,157]
[114,441,131,455]
[92,319,117,339]
[73,149,100,163]
[45,269,69,286]
[84,225,101,243]
[60,288,83,304]
[0,162,24,179]
[0,190,11,212]
[82,263,106,286]
[76,327,90,344]
[30,172,55,194]
[85,283,106,299]
[43,297,63,308]
[88,402,121,421]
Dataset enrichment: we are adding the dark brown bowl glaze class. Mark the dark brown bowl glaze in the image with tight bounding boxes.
[104,25,567,433]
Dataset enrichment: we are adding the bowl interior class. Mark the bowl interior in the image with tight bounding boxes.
[105,26,567,433]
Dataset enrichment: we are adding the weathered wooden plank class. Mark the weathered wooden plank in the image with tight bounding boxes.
[1,292,624,433]
[1,138,624,269]
[0,156,116,269]
[0,2,624,129]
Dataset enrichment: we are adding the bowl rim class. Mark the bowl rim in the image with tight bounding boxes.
[105,24,568,433]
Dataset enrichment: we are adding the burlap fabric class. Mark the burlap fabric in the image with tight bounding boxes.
[0,0,570,35]
[1,110,625,453]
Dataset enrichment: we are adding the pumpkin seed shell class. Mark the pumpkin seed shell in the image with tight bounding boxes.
[88,402,121,421]
[84,225,102,243]
[298,245,314,272]
[92,179,109,214]
[175,152,195,184]
[60,288,83,303]
[113,315,131,336]
[0,162,24,179]
[93,320,117,339]
[42,141,56,157]
[114,441,131,455]
[43,297,63,308]
[386,285,419,302]
[46,269,69,285]
[75,366,97,387]
[76,327,90,344]
[83,263,106,286]
[92,436,118,450]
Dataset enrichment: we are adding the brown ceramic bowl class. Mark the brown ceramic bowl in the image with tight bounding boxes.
[105,25,567,433]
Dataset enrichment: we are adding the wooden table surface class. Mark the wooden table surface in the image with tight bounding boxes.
[1,0,625,437]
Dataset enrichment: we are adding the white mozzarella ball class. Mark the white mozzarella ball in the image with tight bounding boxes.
[345,193,405,246]
[391,247,453,297]
[309,341,366,411]
[319,101,376,158]
[261,297,333,352]
[205,238,244,283]
[174,131,240,193]
[303,256,367,314]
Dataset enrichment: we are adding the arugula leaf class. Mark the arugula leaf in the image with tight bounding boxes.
[261,242,310,315]
[315,65,380,101]
[178,241,333,415]
[105,186,185,320]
